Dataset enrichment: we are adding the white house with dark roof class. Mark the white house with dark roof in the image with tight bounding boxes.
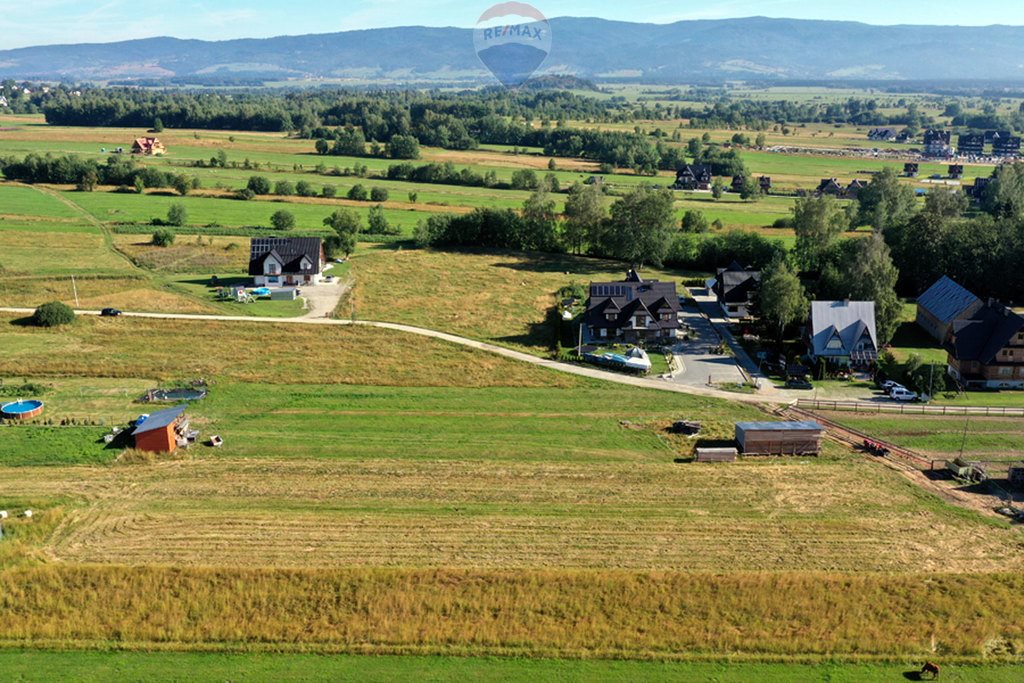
[248,237,325,287]
[710,261,761,319]
[916,276,983,343]
[584,270,681,343]
[807,301,878,367]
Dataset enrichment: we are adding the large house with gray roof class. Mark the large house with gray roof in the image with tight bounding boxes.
[249,237,325,287]
[807,301,878,367]
[584,270,681,344]
[916,276,983,343]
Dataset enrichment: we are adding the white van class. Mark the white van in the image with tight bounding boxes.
[890,387,919,403]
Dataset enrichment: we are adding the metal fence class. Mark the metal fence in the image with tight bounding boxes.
[796,399,1024,417]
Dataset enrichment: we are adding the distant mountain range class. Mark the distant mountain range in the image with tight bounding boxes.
[3,17,1024,83]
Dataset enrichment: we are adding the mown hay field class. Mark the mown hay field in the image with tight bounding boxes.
[5,453,1021,572]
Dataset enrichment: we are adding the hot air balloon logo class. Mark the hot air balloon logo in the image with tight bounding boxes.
[473,3,552,88]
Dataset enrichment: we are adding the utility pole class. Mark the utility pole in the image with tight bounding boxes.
[577,323,583,356]
[71,275,80,307]
[958,415,970,461]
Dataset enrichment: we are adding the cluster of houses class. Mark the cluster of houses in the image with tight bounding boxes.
[815,178,868,200]
[917,277,1024,390]
[866,128,1022,160]
[864,127,1015,160]
[583,265,881,370]
[671,165,772,194]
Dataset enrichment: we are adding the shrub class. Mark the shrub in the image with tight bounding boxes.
[247,176,271,195]
[681,210,710,234]
[274,180,295,196]
[152,229,176,247]
[271,210,296,231]
[322,185,337,198]
[296,180,316,197]
[370,187,390,202]
[167,204,187,227]
[32,302,75,327]
[348,184,368,201]
[235,188,256,201]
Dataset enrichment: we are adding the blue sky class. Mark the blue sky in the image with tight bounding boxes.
[2,1,1022,50]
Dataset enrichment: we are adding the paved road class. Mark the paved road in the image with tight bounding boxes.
[0,306,786,406]
[672,298,747,388]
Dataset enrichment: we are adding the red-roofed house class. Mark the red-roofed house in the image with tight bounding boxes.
[132,137,166,156]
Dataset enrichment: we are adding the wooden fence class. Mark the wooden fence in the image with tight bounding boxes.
[796,399,1024,417]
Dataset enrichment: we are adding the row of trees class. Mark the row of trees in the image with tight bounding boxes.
[0,153,187,192]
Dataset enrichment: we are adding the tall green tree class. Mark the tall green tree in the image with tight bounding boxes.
[923,186,968,219]
[521,189,559,252]
[821,234,902,345]
[604,186,676,267]
[367,205,395,235]
[323,209,360,258]
[757,257,808,344]
[793,195,848,272]
[857,167,917,232]
[562,182,605,255]
[982,162,1024,221]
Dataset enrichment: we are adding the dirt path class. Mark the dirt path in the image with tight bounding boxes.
[30,185,138,270]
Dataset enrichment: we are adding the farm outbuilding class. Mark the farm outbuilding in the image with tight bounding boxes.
[735,421,823,456]
[133,405,190,453]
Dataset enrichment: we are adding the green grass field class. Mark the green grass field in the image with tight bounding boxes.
[0,651,1018,683]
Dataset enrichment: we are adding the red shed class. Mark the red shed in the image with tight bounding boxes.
[133,405,189,453]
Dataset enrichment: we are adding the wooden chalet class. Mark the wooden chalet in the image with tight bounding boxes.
[673,164,713,191]
[131,137,166,156]
[584,270,681,343]
[815,178,844,197]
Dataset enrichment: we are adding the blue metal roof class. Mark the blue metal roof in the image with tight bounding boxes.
[736,421,822,433]
[133,405,186,435]
[917,276,981,324]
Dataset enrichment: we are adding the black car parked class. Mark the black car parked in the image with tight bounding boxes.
[100,308,123,317]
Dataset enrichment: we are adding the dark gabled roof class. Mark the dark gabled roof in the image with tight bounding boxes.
[714,262,761,304]
[134,405,186,435]
[917,276,981,324]
[924,129,952,143]
[585,271,680,331]
[249,237,322,276]
[949,303,1024,364]
[676,164,712,181]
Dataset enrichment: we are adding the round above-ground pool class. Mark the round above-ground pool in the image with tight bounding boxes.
[1,400,44,420]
